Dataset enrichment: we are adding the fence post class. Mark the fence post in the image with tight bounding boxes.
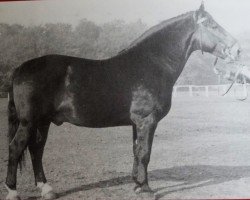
[205,86,209,97]
[243,82,247,96]
[189,86,193,97]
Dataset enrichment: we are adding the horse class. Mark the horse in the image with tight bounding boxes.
[5,3,241,200]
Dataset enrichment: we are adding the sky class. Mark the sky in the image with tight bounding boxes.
[0,0,249,36]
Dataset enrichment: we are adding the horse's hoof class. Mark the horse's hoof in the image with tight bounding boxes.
[134,184,153,193]
[42,191,57,200]
[134,185,155,199]
[134,185,142,194]
[135,192,156,200]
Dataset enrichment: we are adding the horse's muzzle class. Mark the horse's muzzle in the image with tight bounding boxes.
[225,43,242,62]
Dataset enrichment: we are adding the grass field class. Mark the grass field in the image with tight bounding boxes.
[1,96,250,199]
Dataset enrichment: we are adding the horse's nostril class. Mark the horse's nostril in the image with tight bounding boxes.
[238,47,242,54]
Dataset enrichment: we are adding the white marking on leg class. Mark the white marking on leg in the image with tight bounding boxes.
[5,183,19,200]
[135,186,142,193]
[37,182,53,197]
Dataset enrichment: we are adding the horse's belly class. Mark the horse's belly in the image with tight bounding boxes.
[53,92,131,127]
[52,65,132,127]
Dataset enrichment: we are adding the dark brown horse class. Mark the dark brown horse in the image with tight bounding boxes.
[5,3,241,200]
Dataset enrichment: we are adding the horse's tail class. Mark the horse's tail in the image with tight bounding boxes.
[7,81,25,171]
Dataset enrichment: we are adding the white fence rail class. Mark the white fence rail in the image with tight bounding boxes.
[173,84,250,97]
[0,85,248,99]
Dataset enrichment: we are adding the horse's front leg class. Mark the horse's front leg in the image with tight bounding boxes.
[131,113,157,195]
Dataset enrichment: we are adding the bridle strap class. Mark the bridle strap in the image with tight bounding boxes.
[199,25,203,54]
[197,17,207,54]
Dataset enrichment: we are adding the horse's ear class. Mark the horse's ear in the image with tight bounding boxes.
[199,1,205,12]
[195,1,205,21]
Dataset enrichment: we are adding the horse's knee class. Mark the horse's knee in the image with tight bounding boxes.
[131,112,156,129]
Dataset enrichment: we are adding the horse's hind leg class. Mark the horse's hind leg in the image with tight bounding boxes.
[28,121,57,200]
[5,121,35,200]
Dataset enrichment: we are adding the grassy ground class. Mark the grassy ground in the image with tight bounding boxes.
[1,96,250,199]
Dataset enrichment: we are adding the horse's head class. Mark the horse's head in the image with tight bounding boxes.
[193,2,241,62]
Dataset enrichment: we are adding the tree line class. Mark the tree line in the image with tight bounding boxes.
[0,19,147,91]
[0,19,231,92]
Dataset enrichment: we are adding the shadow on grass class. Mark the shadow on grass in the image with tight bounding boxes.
[54,165,250,199]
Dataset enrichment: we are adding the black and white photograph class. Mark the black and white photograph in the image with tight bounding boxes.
[0,0,250,199]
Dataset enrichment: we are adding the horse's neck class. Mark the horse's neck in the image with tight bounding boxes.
[137,14,197,82]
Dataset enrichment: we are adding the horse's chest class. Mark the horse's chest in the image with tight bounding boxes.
[130,85,172,121]
[130,86,157,117]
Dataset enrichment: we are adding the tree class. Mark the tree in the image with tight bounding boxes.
[96,20,147,59]
[71,19,101,58]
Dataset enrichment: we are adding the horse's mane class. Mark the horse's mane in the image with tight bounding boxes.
[118,11,194,54]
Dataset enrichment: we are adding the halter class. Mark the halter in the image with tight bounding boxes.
[185,15,207,59]
[197,17,207,54]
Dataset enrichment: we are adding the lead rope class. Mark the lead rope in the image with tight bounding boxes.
[199,24,203,55]
[221,66,242,96]
[221,65,248,101]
